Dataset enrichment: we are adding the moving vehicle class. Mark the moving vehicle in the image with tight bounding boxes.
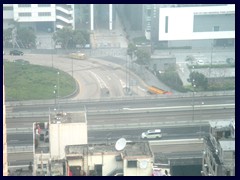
[10,50,24,56]
[69,52,87,60]
[141,129,162,139]
[148,86,172,95]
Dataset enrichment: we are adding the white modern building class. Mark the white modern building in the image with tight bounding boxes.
[3,4,75,31]
[158,4,235,48]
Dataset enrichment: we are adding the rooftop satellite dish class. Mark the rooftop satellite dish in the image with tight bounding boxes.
[115,138,127,151]
[139,160,148,169]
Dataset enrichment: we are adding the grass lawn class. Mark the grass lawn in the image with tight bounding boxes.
[4,61,76,101]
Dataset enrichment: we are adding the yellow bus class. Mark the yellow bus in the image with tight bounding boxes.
[148,86,172,95]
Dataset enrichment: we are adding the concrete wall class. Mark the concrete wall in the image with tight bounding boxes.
[123,158,153,176]
[68,153,122,176]
[50,123,87,159]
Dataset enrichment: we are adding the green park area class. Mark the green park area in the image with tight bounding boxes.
[4,60,76,101]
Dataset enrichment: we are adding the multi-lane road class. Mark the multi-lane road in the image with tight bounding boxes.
[6,95,235,128]
[8,126,208,166]
[4,53,235,167]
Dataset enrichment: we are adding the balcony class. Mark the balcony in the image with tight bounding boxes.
[56,5,73,15]
[56,15,73,24]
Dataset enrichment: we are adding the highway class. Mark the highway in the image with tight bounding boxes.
[8,125,208,166]
[6,96,235,128]
[4,54,235,168]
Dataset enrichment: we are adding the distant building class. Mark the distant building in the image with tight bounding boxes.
[150,54,176,72]
[3,4,75,31]
[202,120,235,176]
[158,4,235,48]
[3,4,118,31]
[33,111,87,176]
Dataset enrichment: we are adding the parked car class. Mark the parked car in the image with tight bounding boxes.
[196,60,204,65]
[13,59,30,65]
[9,50,24,56]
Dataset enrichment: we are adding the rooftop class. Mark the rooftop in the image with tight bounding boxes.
[209,120,234,129]
[50,111,86,124]
[65,142,152,158]
[219,140,235,151]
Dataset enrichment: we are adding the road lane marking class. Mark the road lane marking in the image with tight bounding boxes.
[122,103,234,111]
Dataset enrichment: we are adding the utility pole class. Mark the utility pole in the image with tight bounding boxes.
[57,72,60,111]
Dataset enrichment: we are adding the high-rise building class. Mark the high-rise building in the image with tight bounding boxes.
[3,4,75,31]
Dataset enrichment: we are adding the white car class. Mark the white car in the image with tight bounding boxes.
[197,60,204,65]
[141,129,162,139]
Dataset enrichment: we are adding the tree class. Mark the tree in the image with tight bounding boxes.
[189,71,208,90]
[3,28,13,48]
[53,27,73,49]
[127,42,137,59]
[17,27,36,49]
[53,28,90,49]
[135,49,151,65]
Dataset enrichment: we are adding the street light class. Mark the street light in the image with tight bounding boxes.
[57,72,60,111]
[209,43,213,77]
[199,101,204,138]
[51,38,54,68]
[192,80,196,122]
[53,85,57,108]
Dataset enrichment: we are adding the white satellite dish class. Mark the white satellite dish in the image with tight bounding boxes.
[139,160,148,169]
[115,138,127,151]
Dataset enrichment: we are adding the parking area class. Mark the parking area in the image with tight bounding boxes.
[154,47,235,86]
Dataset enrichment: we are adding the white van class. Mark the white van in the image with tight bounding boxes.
[141,129,162,139]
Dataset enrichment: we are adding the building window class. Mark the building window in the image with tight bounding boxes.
[147,9,151,17]
[165,16,168,33]
[3,6,13,10]
[38,4,51,7]
[18,4,31,8]
[127,160,137,168]
[38,12,51,16]
[214,26,220,31]
[19,12,32,17]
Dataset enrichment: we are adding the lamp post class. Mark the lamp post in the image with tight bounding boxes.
[209,43,213,77]
[53,85,57,109]
[199,101,204,138]
[51,38,53,68]
[57,72,60,111]
[192,80,196,122]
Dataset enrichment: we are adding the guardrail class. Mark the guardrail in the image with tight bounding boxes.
[5,91,234,107]
[6,103,234,118]
[87,120,210,131]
